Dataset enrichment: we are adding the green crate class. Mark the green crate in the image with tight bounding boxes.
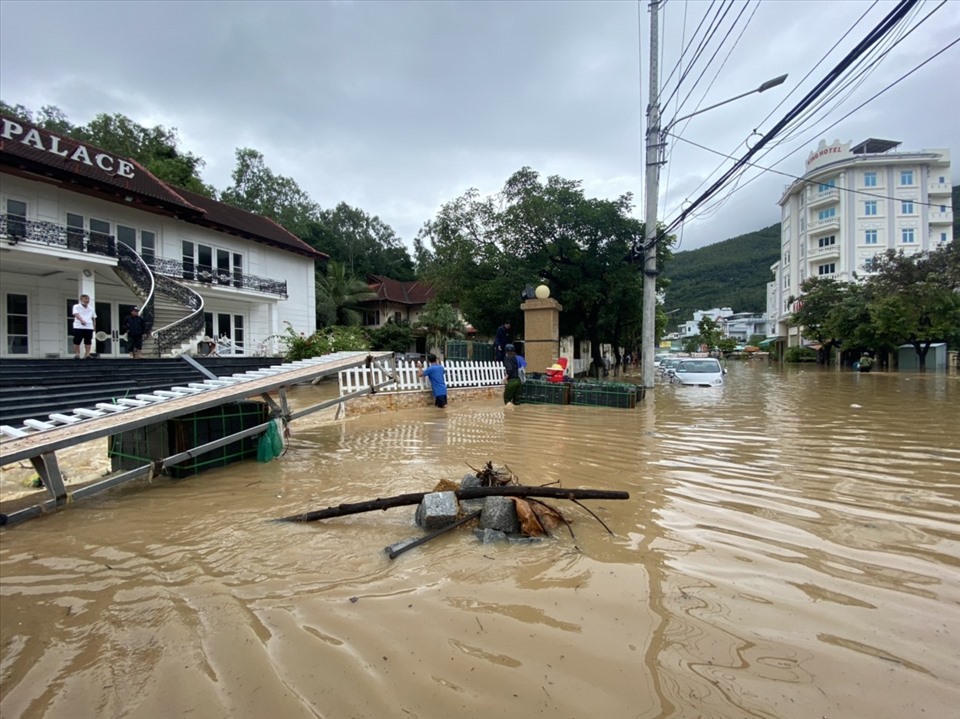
[109,401,271,478]
[519,379,570,405]
[570,381,638,409]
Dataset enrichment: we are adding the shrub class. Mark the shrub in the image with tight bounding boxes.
[784,346,818,363]
[276,323,369,362]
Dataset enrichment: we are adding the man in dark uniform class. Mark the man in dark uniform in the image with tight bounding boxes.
[494,320,512,362]
[122,306,149,359]
[502,343,522,407]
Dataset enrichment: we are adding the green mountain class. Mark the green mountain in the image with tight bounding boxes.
[661,223,780,324]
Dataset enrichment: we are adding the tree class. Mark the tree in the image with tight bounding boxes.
[303,202,415,280]
[697,316,723,354]
[417,168,674,372]
[220,148,319,237]
[315,261,376,327]
[788,277,850,364]
[866,248,960,371]
[366,320,415,353]
[415,300,465,357]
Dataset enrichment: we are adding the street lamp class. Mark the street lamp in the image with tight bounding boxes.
[639,19,787,391]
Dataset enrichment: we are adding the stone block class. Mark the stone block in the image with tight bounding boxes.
[460,473,485,512]
[474,528,508,543]
[479,495,519,533]
[415,491,459,530]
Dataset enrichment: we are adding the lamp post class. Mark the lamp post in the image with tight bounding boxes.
[640,1,786,390]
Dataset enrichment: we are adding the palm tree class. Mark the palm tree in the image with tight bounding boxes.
[316,261,376,326]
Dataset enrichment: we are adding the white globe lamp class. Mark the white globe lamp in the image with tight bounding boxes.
[534,284,550,299]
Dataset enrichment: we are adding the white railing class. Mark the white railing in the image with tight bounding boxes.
[338,359,504,396]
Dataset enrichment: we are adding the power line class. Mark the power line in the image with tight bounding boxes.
[667,132,954,209]
[658,0,923,240]
[672,32,958,224]
[666,0,882,218]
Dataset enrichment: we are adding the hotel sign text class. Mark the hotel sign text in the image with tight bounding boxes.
[1,118,136,179]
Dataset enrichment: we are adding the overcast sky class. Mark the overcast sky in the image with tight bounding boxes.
[1,0,957,252]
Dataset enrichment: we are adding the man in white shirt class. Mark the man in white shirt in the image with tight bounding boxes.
[72,294,96,359]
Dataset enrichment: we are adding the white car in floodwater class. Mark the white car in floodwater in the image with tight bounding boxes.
[671,358,725,387]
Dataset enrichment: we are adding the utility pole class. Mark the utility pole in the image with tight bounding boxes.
[641,0,661,390]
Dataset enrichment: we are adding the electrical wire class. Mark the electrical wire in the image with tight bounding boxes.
[658,0,923,240]
[668,34,959,223]
[679,2,951,223]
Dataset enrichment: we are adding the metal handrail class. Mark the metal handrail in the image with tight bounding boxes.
[115,241,156,331]
[152,276,205,357]
[0,214,117,258]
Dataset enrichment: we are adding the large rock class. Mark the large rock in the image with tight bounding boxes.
[479,495,519,533]
[460,473,485,512]
[415,491,459,530]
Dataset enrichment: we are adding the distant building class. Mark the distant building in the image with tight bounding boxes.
[722,312,767,343]
[679,307,733,338]
[769,138,953,347]
[361,275,436,329]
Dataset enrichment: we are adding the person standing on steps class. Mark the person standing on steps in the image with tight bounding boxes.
[502,343,522,407]
[494,320,512,362]
[72,294,96,359]
[421,353,448,408]
[122,306,149,359]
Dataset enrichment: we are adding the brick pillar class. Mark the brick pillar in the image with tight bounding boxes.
[520,297,563,374]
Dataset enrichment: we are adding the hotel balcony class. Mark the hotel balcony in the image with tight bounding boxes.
[809,216,840,234]
[0,214,117,258]
[807,187,840,208]
[928,210,953,224]
[810,243,841,260]
[0,214,288,298]
[927,181,951,195]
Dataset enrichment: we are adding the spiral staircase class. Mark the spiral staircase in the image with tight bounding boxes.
[114,242,206,357]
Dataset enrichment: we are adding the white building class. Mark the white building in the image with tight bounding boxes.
[679,307,733,338]
[0,114,324,358]
[769,138,953,347]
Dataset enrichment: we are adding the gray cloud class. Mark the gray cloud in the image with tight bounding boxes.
[1,0,957,251]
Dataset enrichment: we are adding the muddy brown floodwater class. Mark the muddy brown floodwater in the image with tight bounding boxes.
[1,363,958,719]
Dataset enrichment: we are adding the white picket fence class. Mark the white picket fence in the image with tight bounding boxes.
[338,359,504,396]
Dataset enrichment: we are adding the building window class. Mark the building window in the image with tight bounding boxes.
[900,200,914,214]
[864,201,877,216]
[117,225,156,267]
[818,263,836,276]
[941,232,948,244]
[817,207,836,221]
[363,310,380,326]
[863,256,879,273]
[939,176,946,183]
[900,170,914,185]
[863,171,877,187]
[940,205,948,213]
[818,235,836,248]
[901,228,915,244]
[865,230,878,245]
[5,293,29,355]
[4,198,27,239]
[818,178,836,192]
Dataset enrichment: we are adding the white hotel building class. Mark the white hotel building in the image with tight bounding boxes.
[768,138,953,347]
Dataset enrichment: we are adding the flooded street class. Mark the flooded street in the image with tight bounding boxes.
[1,362,958,719]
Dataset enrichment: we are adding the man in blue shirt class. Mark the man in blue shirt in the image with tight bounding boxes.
[421,353,448,408]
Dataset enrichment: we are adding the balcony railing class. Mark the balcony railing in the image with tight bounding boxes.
[0,214,117,258]
[809,216,840,234]
[152,257,287,297]
[807,187,839,207]
[927,182,951,195]
[1,214,287,297]
[928,210,953,224]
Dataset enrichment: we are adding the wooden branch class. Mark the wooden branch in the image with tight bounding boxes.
[277,486,630,523]
[385,510,482,559]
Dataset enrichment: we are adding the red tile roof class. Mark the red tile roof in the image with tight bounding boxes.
[0,114,204,215]
[176,188,325,259]
[367,275,436,305]
[0,113,325,259]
